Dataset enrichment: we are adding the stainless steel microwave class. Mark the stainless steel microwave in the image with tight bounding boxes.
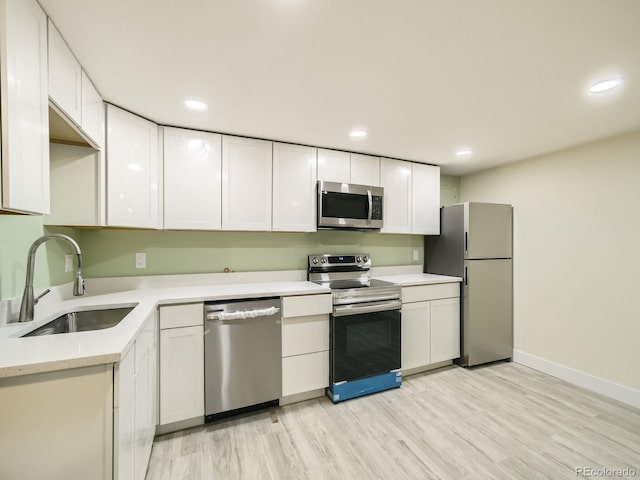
[317,181,383,230]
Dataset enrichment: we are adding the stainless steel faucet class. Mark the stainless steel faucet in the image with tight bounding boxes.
[18,234,85,323]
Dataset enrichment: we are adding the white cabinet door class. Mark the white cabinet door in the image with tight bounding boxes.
[317,149,350,183]
[401,301,430,370]
[47,19,82,125]
[133,312,156,480]
[164,128,222,230]
[81,71,105,148]
[282,314,329,357]
[350,153,380,186]
[134,347,150,480]
[106,104,161,228]
[0,0,50,214]
[272,143,317,232]
[411,163,440,235]
[159,326,204,425]
[282,351,329,397]
[380,158,412,233]
[116,347,135,480]
[430,297,460,363]
[222,136,272,231]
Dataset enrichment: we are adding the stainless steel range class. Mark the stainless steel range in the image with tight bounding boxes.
[308,254,402,402]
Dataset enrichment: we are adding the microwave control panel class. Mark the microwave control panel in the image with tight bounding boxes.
[371,196,383,220]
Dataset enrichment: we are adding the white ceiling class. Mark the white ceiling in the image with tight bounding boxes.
[40,0,640,175]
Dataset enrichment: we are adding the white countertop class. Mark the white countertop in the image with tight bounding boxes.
[0,271,460,379]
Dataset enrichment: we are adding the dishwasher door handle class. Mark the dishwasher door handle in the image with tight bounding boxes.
[206,306,280,321]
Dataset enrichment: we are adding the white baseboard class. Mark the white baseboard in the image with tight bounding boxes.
[513,349,640,409]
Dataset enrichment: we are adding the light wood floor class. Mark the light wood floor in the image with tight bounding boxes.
[146,362,640,479]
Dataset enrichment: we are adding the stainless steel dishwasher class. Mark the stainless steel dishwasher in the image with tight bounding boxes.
[204,297,282,419]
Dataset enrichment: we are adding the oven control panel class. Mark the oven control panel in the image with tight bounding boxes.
[308,254,371,269]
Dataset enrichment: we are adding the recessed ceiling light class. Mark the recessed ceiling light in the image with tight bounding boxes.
[589,78,623,93]
[349,129,367,138]
[456,148,472,157]
[184,99,208,111]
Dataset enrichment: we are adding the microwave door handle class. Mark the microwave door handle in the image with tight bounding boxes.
[367,189,373,225]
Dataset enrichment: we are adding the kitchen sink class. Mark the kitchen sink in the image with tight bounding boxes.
[22,306,137,337]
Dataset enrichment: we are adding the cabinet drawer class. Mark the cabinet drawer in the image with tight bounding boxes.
[282,294,332,318]
[159,303,203,329]
[282,351,329,397]
[282,314,329,357]
[402,283,459,303]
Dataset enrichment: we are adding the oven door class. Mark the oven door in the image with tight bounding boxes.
[331,301,401,384]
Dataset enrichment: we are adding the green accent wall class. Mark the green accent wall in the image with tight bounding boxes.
[78,229,423,278]
[0,215,79,300]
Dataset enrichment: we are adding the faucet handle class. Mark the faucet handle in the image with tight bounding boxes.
[34,289,51,305]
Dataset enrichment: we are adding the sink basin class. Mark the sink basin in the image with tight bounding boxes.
[22,306,136,337]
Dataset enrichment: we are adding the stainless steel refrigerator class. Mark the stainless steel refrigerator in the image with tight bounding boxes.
[424,202,513,367]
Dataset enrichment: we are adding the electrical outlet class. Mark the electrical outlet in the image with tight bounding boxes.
[65,254,73,272]
[412,249,419,261]
[135,252,147,269]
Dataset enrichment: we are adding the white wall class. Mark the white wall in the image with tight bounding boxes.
[461,130,640,391]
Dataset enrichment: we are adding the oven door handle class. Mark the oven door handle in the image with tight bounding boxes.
[333,299,402,317]
[333,293,400,305]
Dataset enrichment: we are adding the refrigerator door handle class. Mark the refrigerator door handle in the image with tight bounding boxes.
[465,232,468,252]
[464,266,468,287]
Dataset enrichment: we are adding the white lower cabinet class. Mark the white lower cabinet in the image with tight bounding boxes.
[401,283,460,372]
[430,297,460,363]
[401,301,431,371]
[282,351,329,396]
[281,294,332,399]
[116,346,135,480]
[158,303,204,427]
[116,311,157,480]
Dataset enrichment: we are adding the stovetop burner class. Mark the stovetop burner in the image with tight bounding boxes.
[307,254,401,305]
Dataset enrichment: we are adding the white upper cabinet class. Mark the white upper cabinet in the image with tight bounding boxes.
[411,163,440,235]
[106,104,162,229]
[48,19,82,125]
[318,149,380,186]
[48,19,104,148]
[81,72,105,148]
[317,149,350,183]
[350,153,380,186]
[380,158,412,234]
[0,0,50,214]
[222,135,272,231]
[272,143,317,232]
[164,128,222,230]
